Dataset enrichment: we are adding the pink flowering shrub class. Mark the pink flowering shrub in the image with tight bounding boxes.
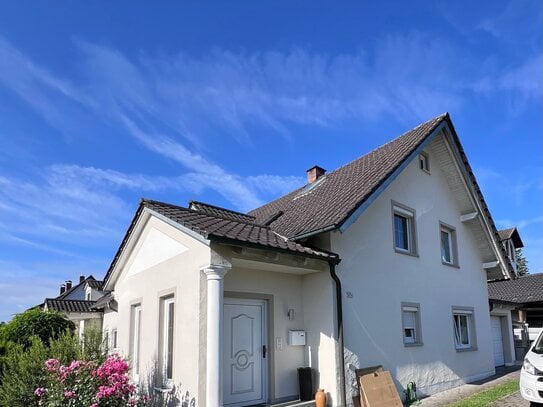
[35,354,149,407]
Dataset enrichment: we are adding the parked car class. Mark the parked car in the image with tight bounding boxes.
[520,328,543,406]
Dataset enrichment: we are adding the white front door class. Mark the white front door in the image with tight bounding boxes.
[223,298,267,406]
[491,316,505,366]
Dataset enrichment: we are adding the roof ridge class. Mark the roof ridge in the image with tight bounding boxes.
[46,298,96,302]
[143,197,268,229]
[328,112,448,176]
[189,200,256,220]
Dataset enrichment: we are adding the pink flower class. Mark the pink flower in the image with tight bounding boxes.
[44,358,60,372]
[90,404,98,407]
[64,390,77,399]
[34,387,45,398]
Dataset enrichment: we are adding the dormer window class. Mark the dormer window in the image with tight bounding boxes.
[419,152,430,173]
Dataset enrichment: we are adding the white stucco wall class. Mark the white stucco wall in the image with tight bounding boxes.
[224,267,340,405]
[301,271,341,406]
[102,215,210,404]
[332,146,495,402]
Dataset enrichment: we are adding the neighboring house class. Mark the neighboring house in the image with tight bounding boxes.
[42,275,104,338]
[100,113,515,407]
[487,227,528,365]
[498,227,524,275]
[489,272,543,336]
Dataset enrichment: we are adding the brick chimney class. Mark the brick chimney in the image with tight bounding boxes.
[79,274,85,283]
[65,280,72,291]
[306,165,326,184]
[60,284,66,295]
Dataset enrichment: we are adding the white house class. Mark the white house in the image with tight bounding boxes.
[41,275,104,338]
[99,113,516,406]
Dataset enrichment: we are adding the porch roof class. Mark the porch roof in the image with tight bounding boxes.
[143,199,337,261]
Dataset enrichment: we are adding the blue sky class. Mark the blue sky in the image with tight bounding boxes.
[0,1,541,322]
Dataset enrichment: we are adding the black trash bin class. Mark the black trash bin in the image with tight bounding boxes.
[297,367,313,401]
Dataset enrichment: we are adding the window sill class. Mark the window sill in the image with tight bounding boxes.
[394,248,419,258]
[404,342,424,348]
[442,261,460,269]
[153,386,174,393]
[455,346,477,353]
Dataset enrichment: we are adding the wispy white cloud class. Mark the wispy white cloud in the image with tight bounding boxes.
[496,216,543,231]
[474,54,543,100]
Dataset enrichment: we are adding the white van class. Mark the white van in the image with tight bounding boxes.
[520,328,543,406]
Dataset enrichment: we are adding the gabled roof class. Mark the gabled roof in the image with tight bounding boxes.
[249,112,513,279]
[249,114,448,239]
[57,275,101,299]
[103,199,338,286]
[488,273,543,304]
[44,299,98,313]
[498,227,524,248]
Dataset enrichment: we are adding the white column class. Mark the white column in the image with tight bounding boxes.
[203,264,230,407]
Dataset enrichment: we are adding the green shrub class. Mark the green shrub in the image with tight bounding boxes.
[2,309,75,349]
[0,329,107,407]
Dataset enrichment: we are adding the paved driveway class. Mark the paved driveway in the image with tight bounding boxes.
[491,391,529,406]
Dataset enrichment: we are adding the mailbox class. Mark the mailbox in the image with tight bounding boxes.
[288,330,306,346]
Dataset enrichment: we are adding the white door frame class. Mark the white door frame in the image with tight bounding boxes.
[223,297,269,407]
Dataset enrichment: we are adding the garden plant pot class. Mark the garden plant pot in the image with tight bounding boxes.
[315,388,326,407]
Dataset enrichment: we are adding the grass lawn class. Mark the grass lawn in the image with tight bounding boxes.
[447,379,519,406]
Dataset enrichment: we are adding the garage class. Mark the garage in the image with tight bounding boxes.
[491,316,505,366]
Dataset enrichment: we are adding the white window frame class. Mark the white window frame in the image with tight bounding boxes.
[130,304,142,380]
[401,302,423,346]
[419,152,430,173]
[452,307,476,351]
[160,296,175,387]
[440,222,458,267]
[392,202,417,256]
[111,329,118,349]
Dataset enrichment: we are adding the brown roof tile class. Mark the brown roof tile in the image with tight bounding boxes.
[488,274,543,304]
[45,299,98,313]
[249,113,448,238]
[498,227,524,248]
[143,199,336,260]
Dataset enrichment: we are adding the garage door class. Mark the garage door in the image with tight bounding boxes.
[491,316,505,366]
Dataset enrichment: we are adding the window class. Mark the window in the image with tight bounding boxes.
[452,307,476,351]
[130,304,142,378]
[112,329,118,349]
[419,152,430,173]
[86,291,91,301]
[440,223,458,266]
[392,203,417,255]
[401,303,422,346]
[160,296,175,386]
[104,330,109,348]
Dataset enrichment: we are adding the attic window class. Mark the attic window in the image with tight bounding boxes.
[419,152,430,173]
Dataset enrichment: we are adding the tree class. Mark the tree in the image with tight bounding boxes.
[2,309,75,349]
[516,248,529,276]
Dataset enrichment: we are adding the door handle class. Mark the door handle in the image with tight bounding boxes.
[263,345,267,358]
